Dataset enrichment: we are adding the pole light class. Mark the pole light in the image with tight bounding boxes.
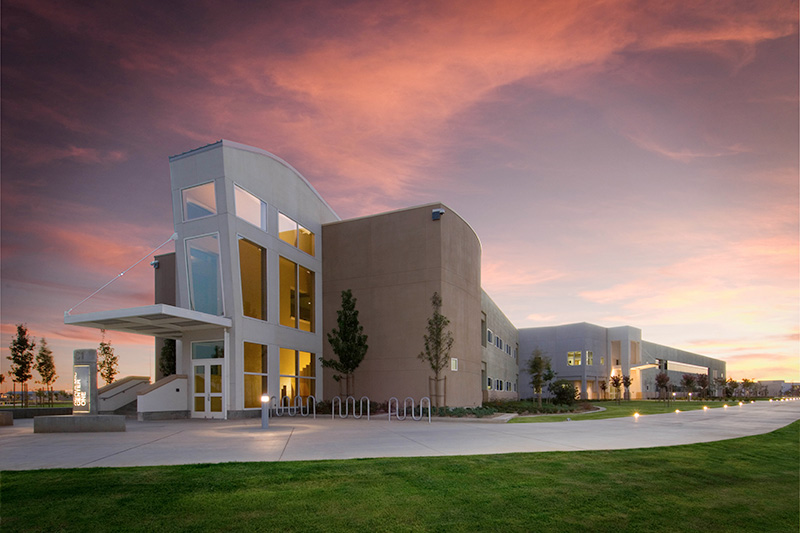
[261,394,270,429]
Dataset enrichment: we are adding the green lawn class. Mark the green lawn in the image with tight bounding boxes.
[3,421,797,532]
[511,399,742,423]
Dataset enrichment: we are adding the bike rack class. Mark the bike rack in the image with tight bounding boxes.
[270,395,316,419]
[332,395,370,420]
[388,396,431,423]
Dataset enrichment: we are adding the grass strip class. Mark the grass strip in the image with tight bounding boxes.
[511,399,740,423]
[2,421,797,532]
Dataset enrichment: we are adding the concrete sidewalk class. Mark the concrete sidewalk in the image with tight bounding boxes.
[1,401,798,471]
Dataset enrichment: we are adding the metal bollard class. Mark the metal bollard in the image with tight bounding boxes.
[261,395,270,429]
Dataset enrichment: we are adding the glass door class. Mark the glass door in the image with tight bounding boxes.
[193,361,224,418]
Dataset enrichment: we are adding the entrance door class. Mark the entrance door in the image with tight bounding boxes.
[193,361,224,418]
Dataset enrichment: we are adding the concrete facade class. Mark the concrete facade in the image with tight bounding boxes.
[65,140,728,417]
[519,322,726,400]
[322,204,483,406]
[481,291,519,402]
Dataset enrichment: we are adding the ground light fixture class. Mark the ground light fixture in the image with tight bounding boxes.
[739,402,744,406]
[633,412,640,420]
[724,404,729,409]
[261,395,270,429]
[675,409,681,413]
[703,405,708,411]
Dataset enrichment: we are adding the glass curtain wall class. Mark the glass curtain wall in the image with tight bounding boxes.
[243,342,268,408]
[279,348,315,402]
[186,234,223,315]
[279,257,315,332]
[239,238,266,320]
[182,182,216,221]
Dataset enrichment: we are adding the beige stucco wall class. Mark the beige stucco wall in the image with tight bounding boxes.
[322,204,483,406]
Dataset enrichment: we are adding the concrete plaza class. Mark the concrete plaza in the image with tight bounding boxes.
[1,401,798,471]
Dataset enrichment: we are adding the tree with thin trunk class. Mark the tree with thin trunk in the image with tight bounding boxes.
[8,324,35,407]
[714,376,727,398]
[418,292,454,408]
[622,375,633,401]
[655,372,670,401]
[525,348,555,408]
[726,378,738,398]
[681,374,696,400]
[97,330,119,385]
[321,289,368,398]
[35,338,58,406]
[696,374,709,399]
[741,378,754,398]
[609,375,623,405]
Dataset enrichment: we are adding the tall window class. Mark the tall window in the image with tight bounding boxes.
[567,351,582,366]
[279,348,315,401]
[279,256,315,332]
[243,342,268,408]
[234,185,267,231]
[279,212,315,256]
[182,182,216,221]
[186,234,223,315]
[239,237,266,320]
[587,351,594,366]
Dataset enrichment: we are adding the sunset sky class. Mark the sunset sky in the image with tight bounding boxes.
[2,0,798,392]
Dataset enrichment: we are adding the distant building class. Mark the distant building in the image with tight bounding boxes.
[519,323,726,400]
[66,141,726,418]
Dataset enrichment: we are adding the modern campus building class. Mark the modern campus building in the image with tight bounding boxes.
[518,322,726,400]
[65,140,724,418]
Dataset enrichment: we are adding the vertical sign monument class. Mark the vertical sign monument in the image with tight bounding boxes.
[73,349,98,415]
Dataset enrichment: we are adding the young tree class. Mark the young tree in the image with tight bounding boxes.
[622,375,633,401]
[159,339,177,378]
[713,376,727,398]
[35,338,58,406]
[417,292,454,408]
[609,375,623,405]
[97,330,119,385]
[655,372,670,401]
[526,348,555,408]
[599,380,607,400]
[8,324,36,407]
[726,378,738,398]
[741,378,754,398]
[321,289,368,398]
[681,374,696,400]
[696,374,709,399]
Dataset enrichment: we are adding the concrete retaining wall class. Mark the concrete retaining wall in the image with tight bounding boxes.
[4,407,73,419]
[33,415,126,433]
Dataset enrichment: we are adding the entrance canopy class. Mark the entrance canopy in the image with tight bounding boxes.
[64,304,231,338]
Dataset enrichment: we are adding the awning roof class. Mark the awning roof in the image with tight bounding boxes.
[64,304,231,338]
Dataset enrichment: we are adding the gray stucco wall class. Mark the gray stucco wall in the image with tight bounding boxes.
[481,290,519,401]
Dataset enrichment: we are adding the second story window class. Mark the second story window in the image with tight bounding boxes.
[186,234,223,316]
[234,185,267,231]
[182,182,216,221]
[279,212,315,256]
